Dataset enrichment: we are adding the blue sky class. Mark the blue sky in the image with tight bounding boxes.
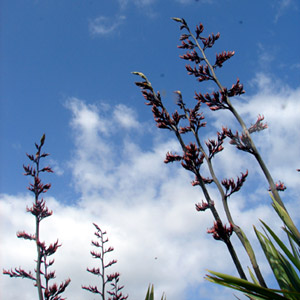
[1,0,300,299]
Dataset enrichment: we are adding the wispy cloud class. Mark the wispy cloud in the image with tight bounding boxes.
[175,0,213,4]
[117,0,158,17]
[118,0,157,8]
[273,0,297,22]
[113,104,140,129]
[89,15,126,36]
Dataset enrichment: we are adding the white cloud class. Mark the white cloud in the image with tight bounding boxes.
[89,15,126,36]
[113,104,140,129]
[1,76,300,300]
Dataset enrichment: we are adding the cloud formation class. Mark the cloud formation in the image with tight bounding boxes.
[89,15,126,36]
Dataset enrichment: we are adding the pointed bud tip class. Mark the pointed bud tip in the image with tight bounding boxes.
[40,134,46,146]
[131,71,147,80]
[172,17,183,23]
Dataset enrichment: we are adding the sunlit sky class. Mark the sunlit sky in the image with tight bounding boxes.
[1,1,300,299]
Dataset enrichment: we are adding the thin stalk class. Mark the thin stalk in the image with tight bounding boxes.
[35,158,44,300]
[102,234,106,300]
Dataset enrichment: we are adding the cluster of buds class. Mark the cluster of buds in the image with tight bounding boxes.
[133,73,184,132]
[195,90,229,111]
[207,220,233,242]
[107,273,128,300]
[224,79,245,97]
[191,175,213,186]
[195,200,214,212]
[214,51,235,68]
[221,171,249,199]
[164,144,205,173]
[200,32,220,50]
[269,181,287,192]
[186,64,213,82]
[222,127,253,154]
[180,109,206,134]
[174,91,206,134]
[205,130,226,159]
[178,39,196,50]
[180,49,203,64]
[181,143,205,172]
[248,115,268,134]
[223,114,268,154]
[44,279,71,300]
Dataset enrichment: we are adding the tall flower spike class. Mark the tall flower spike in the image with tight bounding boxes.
[3,134,70,300]
[83,223,127,300]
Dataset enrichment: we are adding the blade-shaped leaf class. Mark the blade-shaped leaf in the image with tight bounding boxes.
[270,194,300,246]
[145,284,166,300]
[206,271,288,300]
[248,267,260,285]
[254,226,291,291]
[260,220,300,272]
[145,284,154,300]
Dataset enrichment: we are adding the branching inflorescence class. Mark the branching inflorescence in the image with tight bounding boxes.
[3,134,70,300]
[133,17,295,288]
[82,223,128,300]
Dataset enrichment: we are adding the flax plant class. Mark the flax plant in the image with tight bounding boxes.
[133,17,298,288]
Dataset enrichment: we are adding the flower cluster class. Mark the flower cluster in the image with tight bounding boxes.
[207,220,233,242]
[195,90,229,111]
[214,51,235,68]
[269,181,287,192]
[205,130,226,159]
[195,200,214,212]
[107,273,128,300]
[248,115,268,134]
[222,127,253,153]
[222,171,249,199]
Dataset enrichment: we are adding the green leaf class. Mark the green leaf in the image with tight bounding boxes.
[287,233,300,265]
[260,220,300,272]
[145,284,166,300]
[206,271,288,300]
[145,284,154,300]
[254,226,291,291]
[270,194,300,246]
[248,267,260,285]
